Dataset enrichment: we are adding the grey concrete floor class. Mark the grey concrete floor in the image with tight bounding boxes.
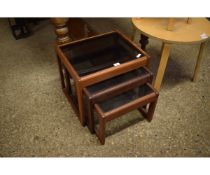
[0,18,210,157]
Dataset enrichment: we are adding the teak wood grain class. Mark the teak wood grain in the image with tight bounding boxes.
[83,66,154,133]
[93,82,159,144]
[56,30,150,126]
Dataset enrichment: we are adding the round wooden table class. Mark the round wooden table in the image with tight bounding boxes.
[132,18,210,90]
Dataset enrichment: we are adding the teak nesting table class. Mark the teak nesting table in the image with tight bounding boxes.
[56,31,150,126]
[83,66,159,144]
[56,30,159,144]
[83,66,153,133]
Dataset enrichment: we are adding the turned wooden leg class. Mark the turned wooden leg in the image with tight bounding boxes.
[192,42,206,82]
[51,18,71,44]
[154,43,171,90]
[139,34,149,50]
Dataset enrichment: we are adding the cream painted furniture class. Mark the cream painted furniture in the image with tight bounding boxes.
[132,18,210,90]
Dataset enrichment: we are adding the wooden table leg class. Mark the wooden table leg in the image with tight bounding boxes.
[147,99,158,122]
[97,118,105,145]
[75,83,86,126]
[87,101,95,134]
[56,55,65,89]
[139,34,149,50]
[192,42,206,82]
[160,42,164,53]
[154,43,171,90]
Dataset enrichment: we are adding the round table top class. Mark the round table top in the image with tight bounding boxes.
[132,18,210,44]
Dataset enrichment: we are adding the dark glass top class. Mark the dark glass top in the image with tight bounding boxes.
[85,67,149,95]
[61,33,145,76]
[97,83,153,112]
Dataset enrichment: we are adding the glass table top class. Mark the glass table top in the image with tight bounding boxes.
[61,33,145,76]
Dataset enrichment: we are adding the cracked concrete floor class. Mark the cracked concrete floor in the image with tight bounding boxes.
[0,18,210,157]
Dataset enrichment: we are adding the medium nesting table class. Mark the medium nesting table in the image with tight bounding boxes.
[83,66,158,144]
[83,66,154,133]
[132,18,210,90]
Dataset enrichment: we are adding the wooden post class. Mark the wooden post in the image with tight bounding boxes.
[51,18,71,44]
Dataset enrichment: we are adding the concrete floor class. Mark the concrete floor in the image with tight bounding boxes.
[0,18,210,157]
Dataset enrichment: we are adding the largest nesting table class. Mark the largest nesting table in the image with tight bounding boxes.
[56,31,150,126]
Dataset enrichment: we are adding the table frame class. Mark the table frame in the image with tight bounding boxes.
[56,30,150,126]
